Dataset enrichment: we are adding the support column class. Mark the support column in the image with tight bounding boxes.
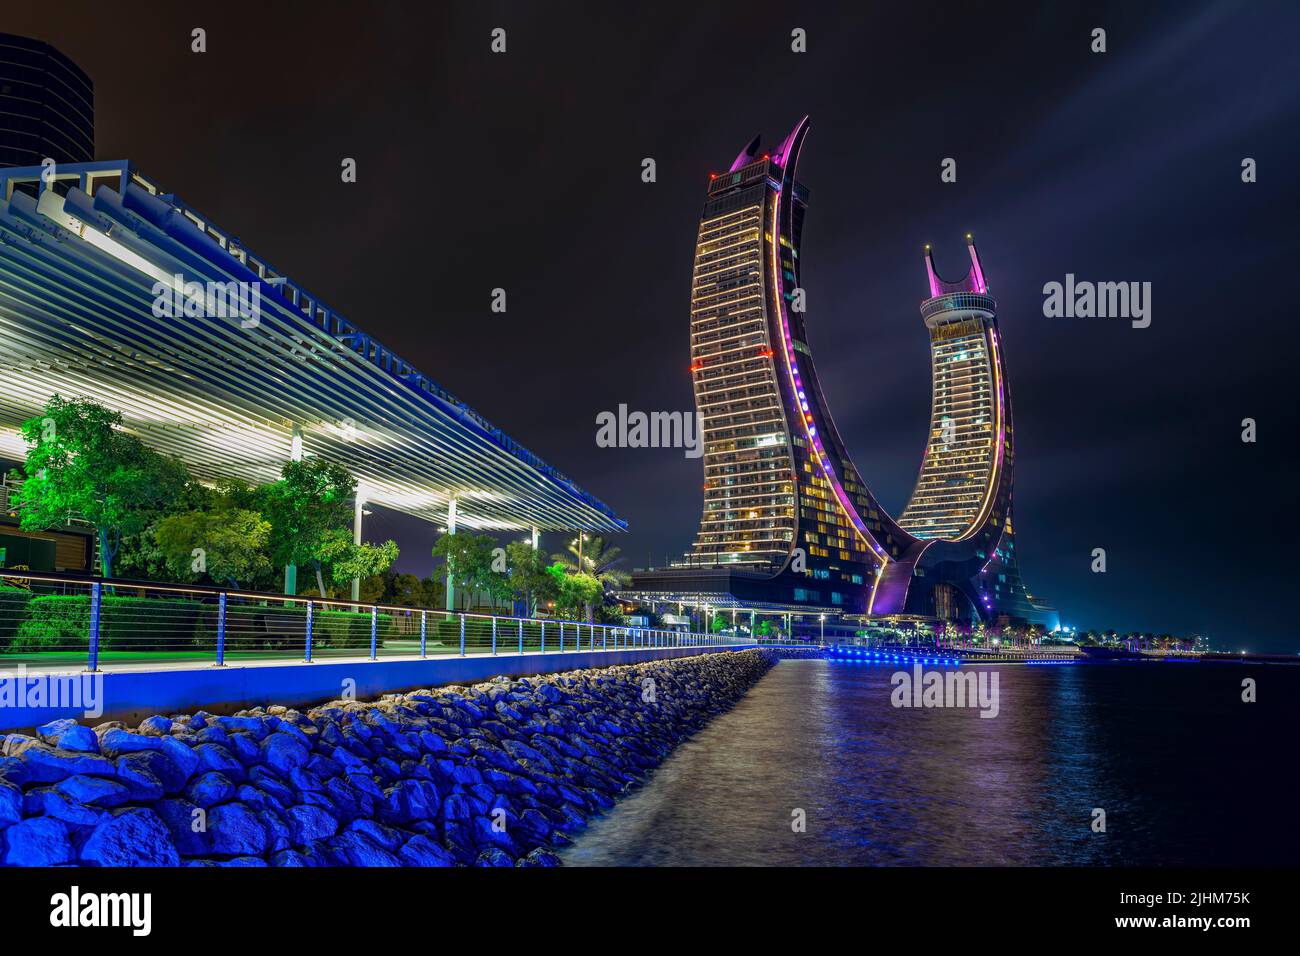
[530,526,539,551]
[444,495,457,614]
[284,423,304,596]
[351,486,365,602]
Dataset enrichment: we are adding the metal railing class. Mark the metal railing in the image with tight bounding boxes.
[0,570,746,671]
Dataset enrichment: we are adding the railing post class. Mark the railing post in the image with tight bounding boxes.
[369,606,378,661]
[420,609,427,658]
[304,600,314,663]
[86,581,101,673]
[460,614,466,656]
[602,626,607,651]
[492,616,498,656]
[559,622,564,652]
[518,618,524,655]
[540,621,546,653]
[216,591,227,667]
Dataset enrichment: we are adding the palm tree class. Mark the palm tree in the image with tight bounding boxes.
[552,534,630,588]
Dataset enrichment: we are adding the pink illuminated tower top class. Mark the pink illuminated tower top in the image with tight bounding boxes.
[923,234,989,298]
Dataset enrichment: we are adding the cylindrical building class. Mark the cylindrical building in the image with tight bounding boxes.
[0,33,94,168]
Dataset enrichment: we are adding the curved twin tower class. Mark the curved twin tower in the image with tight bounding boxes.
[634,117,1055,628]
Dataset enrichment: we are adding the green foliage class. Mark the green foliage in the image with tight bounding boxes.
[432,532,496,610]
[551,534,630,588]
[544,563,602,621]
[15,396,191,577]
[0,586,35,650]
[11,594,204,652]
[328,535,399,588]
[154,507,272,587]
[386,572,440,608]
[504,540,555,616]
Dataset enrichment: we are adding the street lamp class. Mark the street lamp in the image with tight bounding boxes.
[819,613,825,645]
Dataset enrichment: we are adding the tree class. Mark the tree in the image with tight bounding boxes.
[432,532,495,611]
[544,562,602,622]
[14,396,190,578]
[504,540,554,616]
[325,532,399,594]
[154,507,272,588]
[552,534,630,588]
[258,458,397,598]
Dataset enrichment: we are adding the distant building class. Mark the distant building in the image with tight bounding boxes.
[0,33,94,168]
[630,117,1056,631]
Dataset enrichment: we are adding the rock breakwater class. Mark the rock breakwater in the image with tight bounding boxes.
[0,649,775,867]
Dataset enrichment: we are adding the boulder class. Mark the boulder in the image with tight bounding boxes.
[208,803,268,857]
[99,728,164,759]
[194,743,244,778]
[159,736,201,783]
[80,808,180,866]
[327,829,401,866]
[154,798,211,857]
[286,804,339,845]
[36,719,100,753]
[398,834,457,867]
[16,745,115,784]
[137,716,174,737]
[186,772,236,809]
[55,774,132,808]
[0,780,22,827]
[261,733,309,775]
[2,816,73,865]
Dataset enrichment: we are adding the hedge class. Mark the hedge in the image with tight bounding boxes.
[11,594,204,652]
[0,587,35,651]
[4,594,399,655]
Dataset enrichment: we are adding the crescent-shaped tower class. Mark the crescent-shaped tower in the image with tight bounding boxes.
[630,118,1056,631]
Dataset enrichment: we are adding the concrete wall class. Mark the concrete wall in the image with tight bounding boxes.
[0,644,754,732]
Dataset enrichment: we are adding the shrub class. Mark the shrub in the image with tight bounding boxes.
[0,586,35,652]
[188,603,396,653]
[12,594,204,653]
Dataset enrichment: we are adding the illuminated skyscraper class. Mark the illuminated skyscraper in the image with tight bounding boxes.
[0,33,94,168]
[632,117,1055,629]
[900,238,1004,541]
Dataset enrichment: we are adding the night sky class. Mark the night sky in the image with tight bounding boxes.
[7,1,1299,650]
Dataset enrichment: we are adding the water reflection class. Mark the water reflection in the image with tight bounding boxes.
[562,659,1299,866]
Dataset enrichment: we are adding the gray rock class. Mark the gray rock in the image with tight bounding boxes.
[55,774,131,808]
[80,808,180,866]
[36,719,100,753]
[286,805,338,845]
[474,847,515,867]
[186,771,236,808]
[155,798,211,856]
[208,803,268,857]
[398,834,457,866]
[0,780,21,827]
[3,816,73,865]
[159,736,200,782]
[16,745,116,784]
[261,733,309,774]
[137,715,174,737]
[99,728,164,759]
